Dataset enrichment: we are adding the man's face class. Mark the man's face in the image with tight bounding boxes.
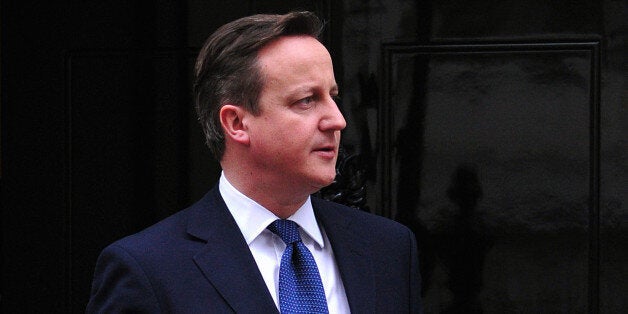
[244,35,346,195]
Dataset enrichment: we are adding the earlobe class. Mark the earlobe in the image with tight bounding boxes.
[219,105,250,145]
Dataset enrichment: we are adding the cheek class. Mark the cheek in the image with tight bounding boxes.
[251,130,299,157]
[250,115,317,155]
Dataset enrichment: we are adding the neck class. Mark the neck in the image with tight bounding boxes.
[222,167,310,219]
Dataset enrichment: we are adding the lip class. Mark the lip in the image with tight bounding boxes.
[312,145,337,159]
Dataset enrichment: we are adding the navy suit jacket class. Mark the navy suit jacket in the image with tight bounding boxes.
[87,186,422,313]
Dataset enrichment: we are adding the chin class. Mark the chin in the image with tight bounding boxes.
[317,172,337,188]
[302,164,338,190]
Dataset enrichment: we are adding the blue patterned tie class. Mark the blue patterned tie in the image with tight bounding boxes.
[267,219,329,313]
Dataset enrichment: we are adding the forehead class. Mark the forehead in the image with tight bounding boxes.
[256,35,333,77]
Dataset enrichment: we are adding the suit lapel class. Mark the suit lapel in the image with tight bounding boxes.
[314,199,376,313]
[188,187,279,314]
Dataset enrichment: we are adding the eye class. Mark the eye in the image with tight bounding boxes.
[295,96,315,108]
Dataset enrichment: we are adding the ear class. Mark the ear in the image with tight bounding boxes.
[220,104,250,145]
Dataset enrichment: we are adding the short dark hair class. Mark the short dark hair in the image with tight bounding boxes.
[193,11,324,159]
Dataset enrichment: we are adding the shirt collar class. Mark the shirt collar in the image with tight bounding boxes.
[219,172,325,248]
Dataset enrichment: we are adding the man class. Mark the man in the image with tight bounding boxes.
[87,11,422,313]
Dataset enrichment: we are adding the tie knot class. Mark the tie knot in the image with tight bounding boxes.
[267,219,301,245]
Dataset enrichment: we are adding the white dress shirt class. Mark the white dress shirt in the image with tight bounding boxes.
[219,172,351,313]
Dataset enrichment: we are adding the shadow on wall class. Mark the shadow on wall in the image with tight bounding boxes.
[322,143,493,313]
[402,163,492,314]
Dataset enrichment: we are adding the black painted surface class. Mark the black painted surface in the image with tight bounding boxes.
[383,44,594,312]
[339,1,625,313]
[1,0,625,313]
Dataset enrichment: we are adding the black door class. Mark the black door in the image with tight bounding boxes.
[338,1,626,313]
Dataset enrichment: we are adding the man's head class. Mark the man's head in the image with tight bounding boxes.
[195,12,346,205]
[193,11,324,160]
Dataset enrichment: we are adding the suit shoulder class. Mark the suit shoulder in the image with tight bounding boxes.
[312,196,413,236]
[103,201,210,263]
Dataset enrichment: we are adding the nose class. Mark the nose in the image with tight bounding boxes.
[319,98,346,131]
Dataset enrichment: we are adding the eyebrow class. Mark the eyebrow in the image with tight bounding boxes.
[289,84,339,96]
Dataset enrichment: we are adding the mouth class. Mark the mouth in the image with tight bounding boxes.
[313,145,337,159]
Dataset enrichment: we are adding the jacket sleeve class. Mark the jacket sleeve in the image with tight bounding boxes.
[86,244,161,314]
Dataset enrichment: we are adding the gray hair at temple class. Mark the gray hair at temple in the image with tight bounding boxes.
[193,11,324,160]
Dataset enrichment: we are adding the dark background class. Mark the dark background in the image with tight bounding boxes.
[2,0,626,313]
